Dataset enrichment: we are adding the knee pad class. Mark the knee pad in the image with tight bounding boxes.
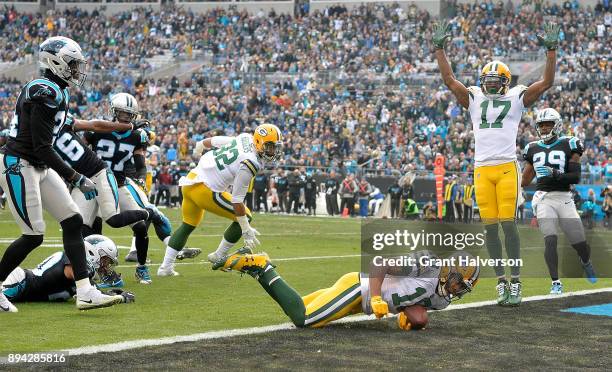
[60,213,84,231]
[132,221,148,237]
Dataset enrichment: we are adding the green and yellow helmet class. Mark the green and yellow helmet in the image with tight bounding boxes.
[438,251,480,301]
[480,61,512,98]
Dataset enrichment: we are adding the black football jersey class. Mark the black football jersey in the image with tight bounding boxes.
[21,252,76,302]
[2,76,77,180]
[86,129,148,186]
[53,118,107,178]
[523,136,584,192]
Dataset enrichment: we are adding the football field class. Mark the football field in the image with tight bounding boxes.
[0,208,610,367]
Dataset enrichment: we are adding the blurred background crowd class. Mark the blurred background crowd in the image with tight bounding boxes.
[0,0,609,223]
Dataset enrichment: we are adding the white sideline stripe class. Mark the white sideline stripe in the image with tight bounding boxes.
[56,287,612,356]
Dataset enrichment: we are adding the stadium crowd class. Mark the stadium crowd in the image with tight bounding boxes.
[0,1,610,216]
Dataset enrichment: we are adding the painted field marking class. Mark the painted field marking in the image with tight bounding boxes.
[45,287,611,356]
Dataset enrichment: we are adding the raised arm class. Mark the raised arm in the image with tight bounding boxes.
[432,22,469,109]
[523,23,560,107]
[521,162,536,187]
[72,118,133,133]
[193,135,234,157]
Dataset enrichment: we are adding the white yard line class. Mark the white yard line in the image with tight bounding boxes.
[42,288,607,356]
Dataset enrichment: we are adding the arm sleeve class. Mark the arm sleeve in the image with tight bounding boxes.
[522,144,532,164]
[554,161,581,186]
[30,103,77,181]
[211,136,234,148]
[231,165,256,203]
[133,153,147,180]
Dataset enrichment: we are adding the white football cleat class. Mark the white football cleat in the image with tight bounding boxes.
[76,286,123,310]
[157,265,179,277]
[207,251,225,265]
[0,292,18,313]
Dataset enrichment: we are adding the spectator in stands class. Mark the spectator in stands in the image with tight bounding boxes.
[155,166,173,207]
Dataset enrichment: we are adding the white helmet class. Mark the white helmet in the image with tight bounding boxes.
[535,108,563,142]
[39,36,87,87]
[84,235,119,276]
[110,93,139,123]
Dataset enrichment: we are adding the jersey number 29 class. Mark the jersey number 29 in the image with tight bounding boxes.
[533,150,565,170]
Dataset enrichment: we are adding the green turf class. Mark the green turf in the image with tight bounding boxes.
[0,208,610,353]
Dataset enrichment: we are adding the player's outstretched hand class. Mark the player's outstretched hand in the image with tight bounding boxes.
[242,227,261,250]
[537,23,560,51]
[73,174,98,200]
[370,295,389,319]
[431,21,452,50]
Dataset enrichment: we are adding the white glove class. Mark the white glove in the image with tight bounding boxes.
[242,227,261,250]
[236,215,261,249]
[193,140,205,157]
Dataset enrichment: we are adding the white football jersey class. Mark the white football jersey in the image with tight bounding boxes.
[179,133,261,192]
[467,85,527,166]
[360,265,449,314]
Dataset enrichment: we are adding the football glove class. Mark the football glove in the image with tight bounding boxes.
[193,140,206,157]
[103,289,135,304]
[370,295,389,319]
[133,119,151,129]
[537,23,560,51]
[397,311,412,331]
[72,174,98,200]
[133,178,148,193]
[535,165,555,179]
[242,227,261,250]
[431,21,452,50]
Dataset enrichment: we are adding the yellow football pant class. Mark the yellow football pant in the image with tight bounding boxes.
[474,161,520,223]
[302,272,362,328]
[145,172,153,196]
[180,182,252,226]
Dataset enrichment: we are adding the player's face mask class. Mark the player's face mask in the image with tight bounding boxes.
[115,110,137,124]
[442,272,472,302]
[98,256,116,277]
[536,122,555,137]
[261,141,283,162]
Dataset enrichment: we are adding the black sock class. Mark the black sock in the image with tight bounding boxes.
[485,224,505,277]
[571,241,591,264]
[61,214,89,281]
[497,278,507,284]
[501,221,521,277]
[81,224,96,238]
[92,216,103,235]
[0,234,43,281]
[511,277,521,284]
[132,221,149,266]
[544,235,559,281]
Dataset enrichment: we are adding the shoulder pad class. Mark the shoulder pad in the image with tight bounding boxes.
[241,158,259,177]
[25,78,63,107]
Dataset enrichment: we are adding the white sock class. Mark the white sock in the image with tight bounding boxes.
[162,246,179,267]
[130,237,136,253]
[75,278,93,295]
[215,238,234,256]
[163,236,171,246]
